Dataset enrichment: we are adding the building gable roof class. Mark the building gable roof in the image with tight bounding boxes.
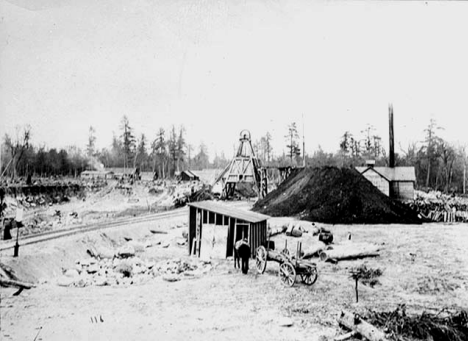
[181,170,199,179]
[356,166,416,182]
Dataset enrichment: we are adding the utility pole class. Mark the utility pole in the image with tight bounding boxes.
[302,114,306,167]
[464,162,466,195]
[388,104,395,168]
[0,138,2,182]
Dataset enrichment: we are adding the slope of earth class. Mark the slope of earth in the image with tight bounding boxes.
[254,166,421,224]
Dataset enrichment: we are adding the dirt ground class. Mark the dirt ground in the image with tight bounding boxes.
[1,210,468,340]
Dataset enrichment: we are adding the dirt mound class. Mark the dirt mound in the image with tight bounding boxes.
[253,166,421,224]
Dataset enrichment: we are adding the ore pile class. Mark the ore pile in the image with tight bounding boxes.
[254,166,421,224]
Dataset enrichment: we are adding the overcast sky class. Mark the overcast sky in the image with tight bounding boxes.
[1,0,467,160]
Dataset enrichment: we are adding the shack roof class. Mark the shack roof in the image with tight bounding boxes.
[181,170,200,179]
[105,168,137,175]
[81,170,112,175]
[356,166,416,182]
[188,201,270,223]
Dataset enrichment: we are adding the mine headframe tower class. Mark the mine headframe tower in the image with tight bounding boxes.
[215,130,268,200]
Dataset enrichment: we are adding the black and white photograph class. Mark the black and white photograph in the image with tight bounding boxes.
[1,0,468,340]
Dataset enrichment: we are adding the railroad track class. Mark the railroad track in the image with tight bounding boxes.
[0,207,188,252]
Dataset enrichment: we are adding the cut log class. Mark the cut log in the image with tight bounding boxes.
[338,310,388,341]
[302,242,327,259]
[268,225,286,237]
[334,331,358,341]
[267,250,289,263]
[0,278,35,290]
[320,244,381,262]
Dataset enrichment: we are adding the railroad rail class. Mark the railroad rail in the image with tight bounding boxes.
[0,207,188,252]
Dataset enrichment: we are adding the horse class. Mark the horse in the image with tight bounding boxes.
[234,239,251,274]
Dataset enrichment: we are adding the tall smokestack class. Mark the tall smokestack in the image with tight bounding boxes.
[389,104,395,168]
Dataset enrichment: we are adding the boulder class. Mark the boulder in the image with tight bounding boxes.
[118,245,136,258]
[57,276,75,287]
[278,317,294,327]
[114,261,133,277]
[64,269,80,278]
[80,259,91,267]
[94,277,108,286]
[128,241,145,252]
[96,246,115,259]
[87,264,100,274]
[162,274,180,282]
[176,238,186,246]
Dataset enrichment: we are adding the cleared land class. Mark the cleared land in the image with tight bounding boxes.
[1,211,467,341]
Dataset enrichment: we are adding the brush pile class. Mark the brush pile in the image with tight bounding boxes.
[365,305,468,341]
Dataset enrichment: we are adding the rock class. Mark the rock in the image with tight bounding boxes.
[57,276,75,287]
[115,262,133,277]
[182,231,188,239]
[118,245,136,258]
[278,317,294,327]
[144,240,153,248]
[97,246,115,259]
[176,238,186,246]
[132,265,145,275]
[94,277,108,286]
[162,274,180,282]
[80,259,91,267]
[131,257,143,266]
[161,242,170,248]
[202,265,212,273]
[128,241,145,252]
[64,269,80,278]
[87,264,100,274]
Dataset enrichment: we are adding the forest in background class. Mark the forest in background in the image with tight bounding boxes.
[1,116,466,194]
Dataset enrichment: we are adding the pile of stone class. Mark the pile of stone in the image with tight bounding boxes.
[56,256,211,287]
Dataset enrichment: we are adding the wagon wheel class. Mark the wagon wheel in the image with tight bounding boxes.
[279,262,296,287]
[255,246,267,274]
[281,248,290,257]
[301,266,318,286]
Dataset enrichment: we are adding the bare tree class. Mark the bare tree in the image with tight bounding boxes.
[421,119,443,188]
[438,140,456,193]
[120,116,135,170]
[285,122,301,164]
[86,126,96,157]
[3,125,32,179]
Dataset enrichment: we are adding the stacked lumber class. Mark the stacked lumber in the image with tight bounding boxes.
[408,190,468,222]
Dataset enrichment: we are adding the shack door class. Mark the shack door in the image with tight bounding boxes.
[199,224,228,260]
[235,223,249,243]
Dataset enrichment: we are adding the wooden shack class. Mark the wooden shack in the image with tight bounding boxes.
[180,170,200,182]
[356,165,416,200]
[187,201,269,260]
[80,170,113,180]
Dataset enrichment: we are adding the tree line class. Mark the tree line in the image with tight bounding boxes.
[1,117,467,194]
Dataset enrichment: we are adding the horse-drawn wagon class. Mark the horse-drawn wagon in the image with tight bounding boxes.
[255,241,318,287]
